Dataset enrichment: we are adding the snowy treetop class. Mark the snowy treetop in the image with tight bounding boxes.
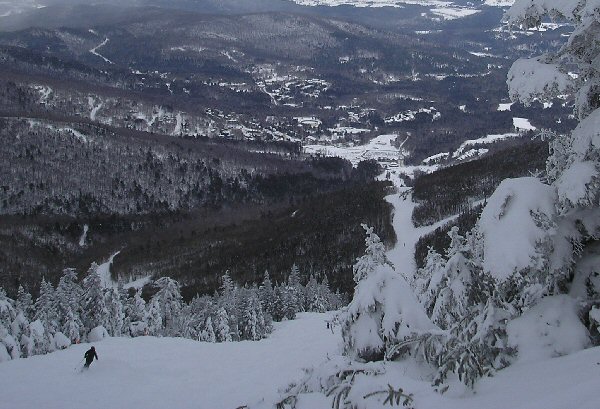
[479,177,557,280]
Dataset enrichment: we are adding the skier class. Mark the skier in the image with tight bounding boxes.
[83,346,98,369]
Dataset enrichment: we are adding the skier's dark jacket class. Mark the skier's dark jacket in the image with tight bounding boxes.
[84,347,98,362]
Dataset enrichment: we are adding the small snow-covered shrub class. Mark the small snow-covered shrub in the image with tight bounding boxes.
[507,295,590,363]
[53,332,71,350]
[341,225,434,361]
[129,321,148,337]
[88,326,109,342]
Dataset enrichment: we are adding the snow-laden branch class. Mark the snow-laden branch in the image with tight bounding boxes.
[505,0,583,27]
[507,57,573,105]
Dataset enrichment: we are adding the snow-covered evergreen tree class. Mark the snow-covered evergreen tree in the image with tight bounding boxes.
[341,225,434,361]
[270,285,286,322]
[0,290,20,360]
[123,288,147,335]
[34,278,58,334]
[240,288,268,341]
[104,287,124,337]
[198,316,216,343]
[55,268,83,343]
[15,285,34,321]
[219,272,240,340]
[287,264,305,313]
[413,246,445,312]
[504,0,600,301]
[152,277,183,336]
[352,224,391,283]
[214,306,232,342]
[305,275,328,313]
[145,298,162,336]
[258,271,275,318]
[81,263,108,334]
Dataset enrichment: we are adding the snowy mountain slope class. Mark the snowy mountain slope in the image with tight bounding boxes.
[0,313,339,409]
[3,308,599,409]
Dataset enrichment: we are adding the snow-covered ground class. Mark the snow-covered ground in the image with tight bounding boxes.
[4,309,598,409]
[513,117,536,131]
[430,6,480,20]
[304,133,402,166]
[0,312,340,409]
[304,133,440,176]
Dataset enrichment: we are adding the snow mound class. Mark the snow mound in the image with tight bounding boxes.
[53,332,71,350]
[88,326,109,342]
[479,177,556,280]
[555,161,598,211]
[507,295,590,363]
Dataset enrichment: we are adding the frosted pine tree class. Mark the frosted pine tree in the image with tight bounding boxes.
[341,225,434,361]
[0,290,20,360]
[270,285,285,322]
[429,227,474,329]
[305,275,327,312]
[287,264,305,313]
[12,310,31,357]
[27,319,53,356]
[145,298,163,336]
[81,263,109,334]
[34,278,58,334]
[62,310,82,344]
[132,289,147,321]
[503,0,600,304]
[153,277,183,336]
[219,272,239,340]
[258,271,275,318]
[104,287,124,337]
[124,288,148,336]
[281,285,297,321]
[241,289,267,341]
[413,247,445,312]
[15,285,34,320]
[214,306,232,342]
[352,224,391,283]
[55,268,83,343]
[199,316,217,343]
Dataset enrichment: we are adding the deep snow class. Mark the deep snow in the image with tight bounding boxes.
[4,310,599,409]
[0,313,339,409]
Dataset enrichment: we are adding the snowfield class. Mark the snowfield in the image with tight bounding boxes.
[0,312,339,409]
[4,310,599,409]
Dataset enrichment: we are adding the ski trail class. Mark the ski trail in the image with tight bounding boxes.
[385,188,457,278]
[79,224,89,247]
[88,97,103,121]
[173,112,183,135]
[89,38,114,64]
[96,251,121,288]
